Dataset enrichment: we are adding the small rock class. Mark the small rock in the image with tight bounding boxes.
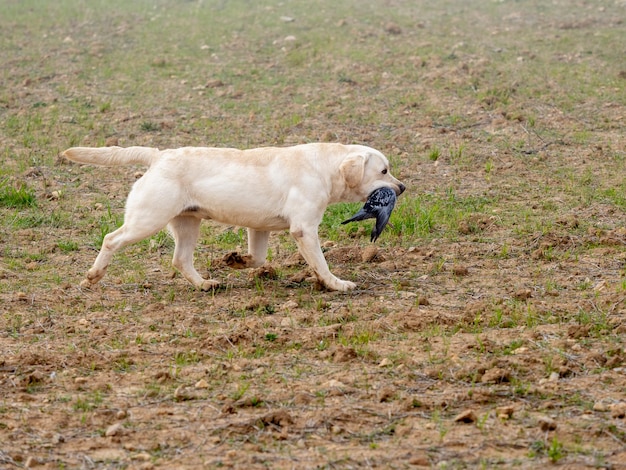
[116,410,127,420]
[323,379,345,389]
[609,403,626,419]
[105,423,125,437]
[452,265,469,276]
[260,410,293,427]
[281,300,299,310]
[513,289,532,301]
[362,245,379,262]
[333,346,357,363]
[548,371,560,382]
[408,453,430,466]
[195,379,209,389]
[593,401,609,412]
[205,79,225,88]
[481,367,511,383]
[384,22,402,35]
[133,453,152,462]
[538,416,557,431]
[454,409,477,423]
[496,406,515,419]
[293,392,313,405]
[378,358,392,367]
[378,387,395,402]
[174,385,201,401]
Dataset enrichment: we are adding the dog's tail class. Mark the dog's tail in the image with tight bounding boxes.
[62,146,161,167]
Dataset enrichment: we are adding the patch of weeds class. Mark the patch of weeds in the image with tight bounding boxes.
[574,308,611,337]
[57,240,79,252]
[114,355,134,372]
[174,350,200,366]
[547,436,565,463]
[231,382,250,401]
[428,146,441,161]
[140,121,160,132]
[0,179,36,208]
[214,227,246,247]
[501,339,525,355]
[317,339,330,351]
[73,391,103,412]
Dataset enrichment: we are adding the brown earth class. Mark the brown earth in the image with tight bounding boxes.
[1,1,626,469]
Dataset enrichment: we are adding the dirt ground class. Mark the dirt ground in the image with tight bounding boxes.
[1,1,626,469]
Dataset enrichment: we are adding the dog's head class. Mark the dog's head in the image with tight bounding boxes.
[339,147,405,202]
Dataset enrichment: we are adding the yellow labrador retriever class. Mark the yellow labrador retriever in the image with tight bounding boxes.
[63,143,405,291]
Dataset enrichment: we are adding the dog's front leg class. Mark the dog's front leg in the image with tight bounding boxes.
[290,225,356,291]
[223,229,269,269]
[246,229,270,267]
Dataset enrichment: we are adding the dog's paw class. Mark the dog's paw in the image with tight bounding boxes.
[79,279,94,289]
[199,279,221,291]
[326,279,357,291]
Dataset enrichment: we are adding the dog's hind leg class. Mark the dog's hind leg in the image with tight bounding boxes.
[169,216,220,290]
[246,229,270,267]
[84,219,166,287]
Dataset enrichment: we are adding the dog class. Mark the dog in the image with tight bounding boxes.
[62,143,405,291]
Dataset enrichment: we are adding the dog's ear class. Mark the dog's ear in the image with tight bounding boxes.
[340,154,368,188]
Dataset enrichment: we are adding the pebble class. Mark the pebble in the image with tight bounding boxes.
[323,379,345,389]
[514,289,532,300]
[496,406,515,419]
[481,367,510,383]
[105,423,125,437]
[593,401,609,412]
[538,416,557,431]
[378,387,395,402]
[452,265,469,276]
[378,358,392,367]
[361,245,379,262]
[195,379,209,389]
[281,300,299,310]
[454,409,477,423]
[133,453,152,462]
[609,403,626,419]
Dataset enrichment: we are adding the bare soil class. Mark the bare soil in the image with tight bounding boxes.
[1,1,626,469]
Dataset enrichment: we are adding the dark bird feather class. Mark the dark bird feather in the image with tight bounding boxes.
[341,187,397,242]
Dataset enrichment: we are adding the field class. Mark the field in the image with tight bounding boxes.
[1,0,626,468]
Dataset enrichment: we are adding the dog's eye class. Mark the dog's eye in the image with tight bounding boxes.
[381,169,388,174]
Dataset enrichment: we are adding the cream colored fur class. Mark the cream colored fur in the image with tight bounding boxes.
[63,143,405,291]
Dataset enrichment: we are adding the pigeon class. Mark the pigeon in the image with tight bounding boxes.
[341,187,397,242]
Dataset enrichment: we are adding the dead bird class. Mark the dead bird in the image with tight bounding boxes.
[341,186,397,242]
